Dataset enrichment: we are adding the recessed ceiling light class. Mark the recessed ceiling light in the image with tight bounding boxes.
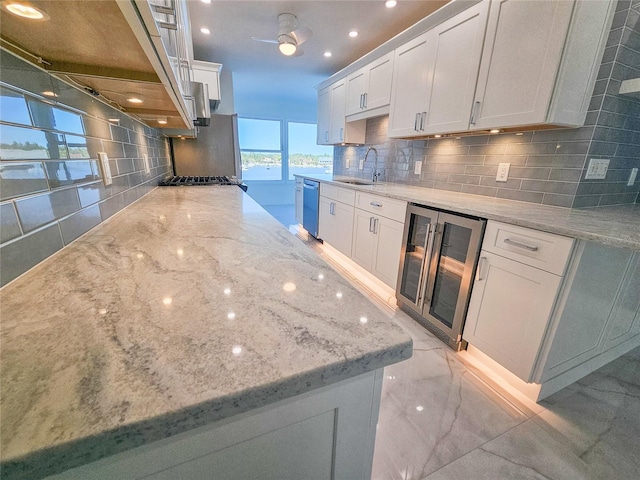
[126,93,144,104]
[42,90,57,98]
[2,2,49,20]
[490,129,501,134]
[158,117,168,125]
[385,0,397,8]
[434,134,442,138]
[201,0,211,3]
[349,30,358,38]
[200,27,210,35]
[324,51,332,57]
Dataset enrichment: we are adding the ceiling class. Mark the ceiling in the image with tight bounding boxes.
[189,0,450,109]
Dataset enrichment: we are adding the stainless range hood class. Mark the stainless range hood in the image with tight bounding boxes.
[191,81,211,127]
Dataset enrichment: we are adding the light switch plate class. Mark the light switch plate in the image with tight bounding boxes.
[359,159,364,170]
[97,152,113,186]
[585,158,609,180]
[143,153,151,174]
[628,168,638,186]
[496,163,510,182]
[414,161,422,175]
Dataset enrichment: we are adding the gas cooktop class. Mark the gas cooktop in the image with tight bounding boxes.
[159,176,247,191]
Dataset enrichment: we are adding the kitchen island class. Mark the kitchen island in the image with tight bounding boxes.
[0,187,412,480]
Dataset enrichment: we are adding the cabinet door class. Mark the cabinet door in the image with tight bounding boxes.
[463,251,562,382]
[423,1,489,134]
[346,68,367,116]
[330,80,347,143]
[365,52,394,111]
[333,202,355,258]
[470,0,574,130]
[388,31,431,138]
[295,180,304,224]
[603,254,640,349]
[371,216,404,289]
[317,87,331,145]
[318,196,334,243]
[352,210,376,271]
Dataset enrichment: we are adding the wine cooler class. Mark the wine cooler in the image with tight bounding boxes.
[396,204,485,350]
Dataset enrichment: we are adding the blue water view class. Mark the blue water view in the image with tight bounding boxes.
[242,165,333,181]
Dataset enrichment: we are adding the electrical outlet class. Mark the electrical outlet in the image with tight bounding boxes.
[359,159,364,170]
[628,168,638,186]
[585,158,609,180]
[143,153,151,174]
[97,152,113,186]
[414,161,422,175]
[496,163,510,182]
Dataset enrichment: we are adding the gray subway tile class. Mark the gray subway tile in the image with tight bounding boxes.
[99,193,124,220]
[434,164,466,174]
[0,223,63,287]
[599,192,640,206]
[100,140,125,159]
[15,187,81,233]
[549,168,583,182]
[572,195,602,208]
[110,125,129,143]
[521,179,578,195]
[508,167,551,180]
[447,174,480,185]
[123,143,138,158]
[77,182,108,208]
[433,182,462,193]
[480,177,522,190]
[497,189,544,204]
[483,155,528,166]
[83,116,112,139]
[526,155,587,169]
[44,160,99,189]
[0,202,22,244]
[542,194,573,208]
[59,204,101,244]
[468,144,508,156]
[461,184,498,197]
[464,165,498,176]
[0,161,49,200]
[117,158,135,174]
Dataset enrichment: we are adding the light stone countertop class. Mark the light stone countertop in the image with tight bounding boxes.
[297,175,640,251]
[0,187,412,479]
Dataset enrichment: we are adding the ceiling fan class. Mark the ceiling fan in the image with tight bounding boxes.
[251,13,312,57]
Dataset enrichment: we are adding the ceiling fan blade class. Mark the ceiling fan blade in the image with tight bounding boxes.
[292,46,304,57]
[251,37,278,44]
[290,27,312,45]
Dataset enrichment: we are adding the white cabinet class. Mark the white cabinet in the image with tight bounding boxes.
[317,80,366,145]
[470,0,615,130]
[319,184,356,257]
[317,87,331,145]
[351,193,406,289]
[388,1,489,137]
[345,52,394,119]
[295,177,304,224]
[191,60,222,102]
[463,221,574,382]
[603,256,640,349]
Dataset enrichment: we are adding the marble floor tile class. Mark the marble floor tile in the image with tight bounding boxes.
[422,420,592,480]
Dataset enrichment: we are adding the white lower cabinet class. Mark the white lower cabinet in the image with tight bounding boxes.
[464,251,562,381]
[48,371,384,480]
[351,193,406,289]
[295,177,303,224]
[319,184,356,258]
[463,221,574,382]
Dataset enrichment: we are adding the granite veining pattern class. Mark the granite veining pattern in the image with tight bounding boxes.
[297,175,640,251]
[0,187,412,479]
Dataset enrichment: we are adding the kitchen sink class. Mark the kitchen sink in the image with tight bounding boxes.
[335,179,374,185]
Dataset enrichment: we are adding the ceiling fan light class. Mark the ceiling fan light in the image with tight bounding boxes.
[279,42,297,56]
[3,1,49,20]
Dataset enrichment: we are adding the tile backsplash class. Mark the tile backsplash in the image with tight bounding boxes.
[0,50,172,287]
[334,0,640,208]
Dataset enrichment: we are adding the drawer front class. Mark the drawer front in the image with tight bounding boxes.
[482,221,574,275]
[355,192,406,222]
[320,184,355,206]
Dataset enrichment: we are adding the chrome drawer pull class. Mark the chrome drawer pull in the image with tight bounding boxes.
[504,238,539,252]
[370,202,382,207]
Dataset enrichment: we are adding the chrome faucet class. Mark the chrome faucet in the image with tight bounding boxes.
[364,146,380,182]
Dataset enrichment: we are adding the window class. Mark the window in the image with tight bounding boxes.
[238,118,282,181]
[238,117,333,181]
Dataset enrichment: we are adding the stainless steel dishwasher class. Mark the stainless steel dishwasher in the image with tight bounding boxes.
[302,179,320,238]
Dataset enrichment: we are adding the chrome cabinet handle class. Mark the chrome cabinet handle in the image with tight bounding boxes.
[420,112,426,131]
[363,93,368,109]
[470,101,481,125]
[476,256,488,281]
[373,218,379,234]
[360,94,363,109]
[325,131,328,142]
[504,238,539,251]
[370,201,382,207]
[414,113,420,131]
[340,127,344,141]
[369,217,374,233]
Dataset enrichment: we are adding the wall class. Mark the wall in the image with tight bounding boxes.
[334,0,640,208]
[0,50,172,287]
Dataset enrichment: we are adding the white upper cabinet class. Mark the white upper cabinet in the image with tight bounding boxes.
[316,79,366,145]
[345,52,394,118]
[470,0,615,130]
[317,87,331,145]
[388,0,489,138]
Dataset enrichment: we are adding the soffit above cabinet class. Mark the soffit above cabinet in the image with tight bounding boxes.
[0,0,189,130]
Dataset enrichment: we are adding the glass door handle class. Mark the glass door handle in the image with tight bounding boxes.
[424,224,442,304]
[417,223,435,308]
